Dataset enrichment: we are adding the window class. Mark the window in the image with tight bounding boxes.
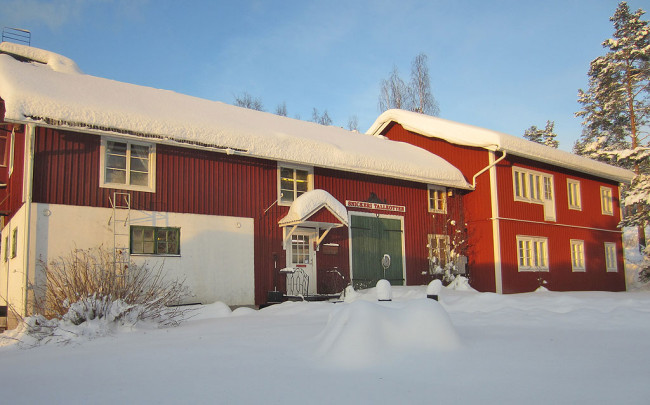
[0,130,8,167]
[600,186,613,215]
[428,186,447,213]
[131,226,180,255]
[428,234,450,272]
[604,242,617,272]
[570,240,585,272]
[278,164,312,205]
[100,138,155,192]
[290,234,310,265]
[11,228,17,259]
[567,179,582,210]
[513,168,553,203]
[516,235,549,271]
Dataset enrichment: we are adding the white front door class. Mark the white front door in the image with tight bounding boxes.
[287,230,317,295]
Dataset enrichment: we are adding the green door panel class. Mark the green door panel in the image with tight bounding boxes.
[350,215,404,289]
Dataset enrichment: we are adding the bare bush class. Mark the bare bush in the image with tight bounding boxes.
[34,247,191,327]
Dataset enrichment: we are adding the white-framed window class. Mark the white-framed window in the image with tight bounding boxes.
[604,242,617,272]
[278,164,312,205]
[567,179,582,210]
[600,186,613,215]
[428,185,447,213]
[427,234,450,272]
[570,239,586,272]
[513,167,553,204]
[10,227,17,259]
[100,138,156,192]
[3,234,8,262]
[516,235,549,272]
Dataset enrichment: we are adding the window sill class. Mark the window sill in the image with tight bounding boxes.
[130,253,181,257]
[100,183,155,193]
[428,209,447,214]
[517,268,549,272]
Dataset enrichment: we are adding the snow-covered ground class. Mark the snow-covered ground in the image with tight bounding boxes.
[1,284,649,405]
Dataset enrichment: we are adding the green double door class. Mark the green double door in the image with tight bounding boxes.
[350,215,404,289]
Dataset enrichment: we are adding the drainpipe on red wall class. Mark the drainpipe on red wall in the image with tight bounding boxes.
[22,123,35,316]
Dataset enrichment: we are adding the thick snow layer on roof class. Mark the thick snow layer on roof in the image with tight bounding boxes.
[0,42,82,74]
[367,109,635,183]
[278,189,348,226]
[0,47,470,189]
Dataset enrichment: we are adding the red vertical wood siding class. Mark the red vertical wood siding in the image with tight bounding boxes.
[381,122,497,291]
[381,121,626,293]
[495,154,625,292]
[314,167,464,288]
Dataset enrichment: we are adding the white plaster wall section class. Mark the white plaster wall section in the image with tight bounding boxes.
[33,203,255,306]
[1,205,28,316]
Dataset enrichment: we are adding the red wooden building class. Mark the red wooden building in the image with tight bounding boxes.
[367,110,634,293]
[0,44,471,328]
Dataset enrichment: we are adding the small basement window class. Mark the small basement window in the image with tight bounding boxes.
[131,226,180,255]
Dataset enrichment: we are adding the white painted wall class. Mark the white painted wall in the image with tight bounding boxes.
[0,205,28,317]
[31,203,255,306]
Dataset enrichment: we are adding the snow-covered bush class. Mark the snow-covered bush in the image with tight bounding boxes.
[32,247,191,331]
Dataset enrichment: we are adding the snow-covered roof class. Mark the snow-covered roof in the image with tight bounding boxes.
[278,189,348,227]
[367,109,635,183]
[0,43,471,190]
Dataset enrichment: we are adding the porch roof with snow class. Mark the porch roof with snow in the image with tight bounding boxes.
[278,189,348,228]
[0,43,471,190]
[367,109,635,183]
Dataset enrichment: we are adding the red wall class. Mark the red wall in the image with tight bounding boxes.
[381,121,626,293]
[381,122,497,291]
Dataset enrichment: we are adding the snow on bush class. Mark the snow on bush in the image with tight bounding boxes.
[10,247,194,346]
[315,299,461,368]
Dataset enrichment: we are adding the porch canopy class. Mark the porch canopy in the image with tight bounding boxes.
[278,189,348,249]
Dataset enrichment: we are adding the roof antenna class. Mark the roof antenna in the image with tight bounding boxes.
[2,27,31,46]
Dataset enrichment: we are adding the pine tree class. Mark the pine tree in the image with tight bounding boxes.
[575,2,650,278]
[524,121,559,148]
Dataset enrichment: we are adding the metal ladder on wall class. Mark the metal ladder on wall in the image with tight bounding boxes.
[109,192,131,277]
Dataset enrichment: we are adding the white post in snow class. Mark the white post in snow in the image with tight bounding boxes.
[427,279,442,301]
[376,279,392,302]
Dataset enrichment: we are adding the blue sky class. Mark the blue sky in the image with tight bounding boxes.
[0,0,642,151]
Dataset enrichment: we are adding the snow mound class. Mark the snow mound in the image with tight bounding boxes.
[0,42,82,74]
[446,276,475,291]
[191,301,232,320]
[315,299,461,368]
